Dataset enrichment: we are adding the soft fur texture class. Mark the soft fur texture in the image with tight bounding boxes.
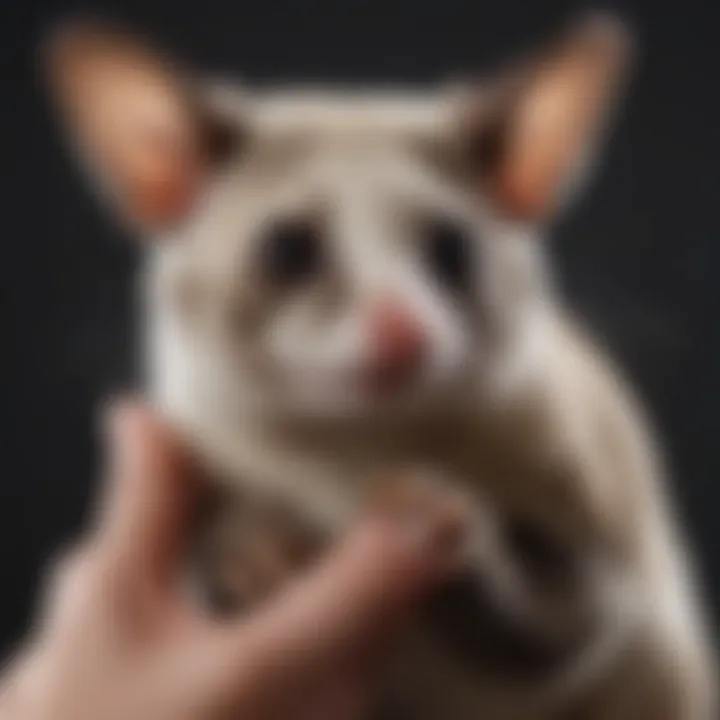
[46,13,717,718]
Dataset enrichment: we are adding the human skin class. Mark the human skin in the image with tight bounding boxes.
[0,401,457,720]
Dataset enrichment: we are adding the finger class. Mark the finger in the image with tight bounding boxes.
[213,506,461,704]
[93,399,199,584]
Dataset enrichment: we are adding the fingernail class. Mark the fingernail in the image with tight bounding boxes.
[372,502,466,567]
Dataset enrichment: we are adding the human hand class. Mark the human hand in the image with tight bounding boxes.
[0,402,457,720]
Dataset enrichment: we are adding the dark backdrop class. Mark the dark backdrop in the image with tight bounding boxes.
[3,0,718,657]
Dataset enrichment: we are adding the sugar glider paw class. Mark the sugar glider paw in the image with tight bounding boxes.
[367,467,494,561]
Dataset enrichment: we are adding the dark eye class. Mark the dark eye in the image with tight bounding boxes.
[424,216,473,292]
[505,518,574,583]
[260,219,323,286]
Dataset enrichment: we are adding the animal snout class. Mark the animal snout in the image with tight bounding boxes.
[365,298,428,392]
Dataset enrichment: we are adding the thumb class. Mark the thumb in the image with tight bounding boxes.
[93,399,199,584]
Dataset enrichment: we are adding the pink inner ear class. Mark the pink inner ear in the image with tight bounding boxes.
[495,159,553,221]
[49,24,209,230]
[129,125,204,226]
[103,83,206,228]
[487,18,630,221]
[130,169,199,228]
[495,82,583,220]
[101,124,202,229]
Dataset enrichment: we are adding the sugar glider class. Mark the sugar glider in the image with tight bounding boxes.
[44,13,717,719]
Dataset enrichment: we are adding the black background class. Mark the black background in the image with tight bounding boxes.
[2,0,718,657]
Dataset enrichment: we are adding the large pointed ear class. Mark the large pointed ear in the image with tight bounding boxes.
[459,14,633,222]
[42,21,240,232]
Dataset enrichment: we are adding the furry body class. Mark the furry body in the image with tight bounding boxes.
[150,278,714,719]
[46,15,717,718]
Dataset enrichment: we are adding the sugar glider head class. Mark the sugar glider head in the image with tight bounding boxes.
[44,15,632,421]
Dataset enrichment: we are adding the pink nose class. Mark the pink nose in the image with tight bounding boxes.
[365,300,427,391]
